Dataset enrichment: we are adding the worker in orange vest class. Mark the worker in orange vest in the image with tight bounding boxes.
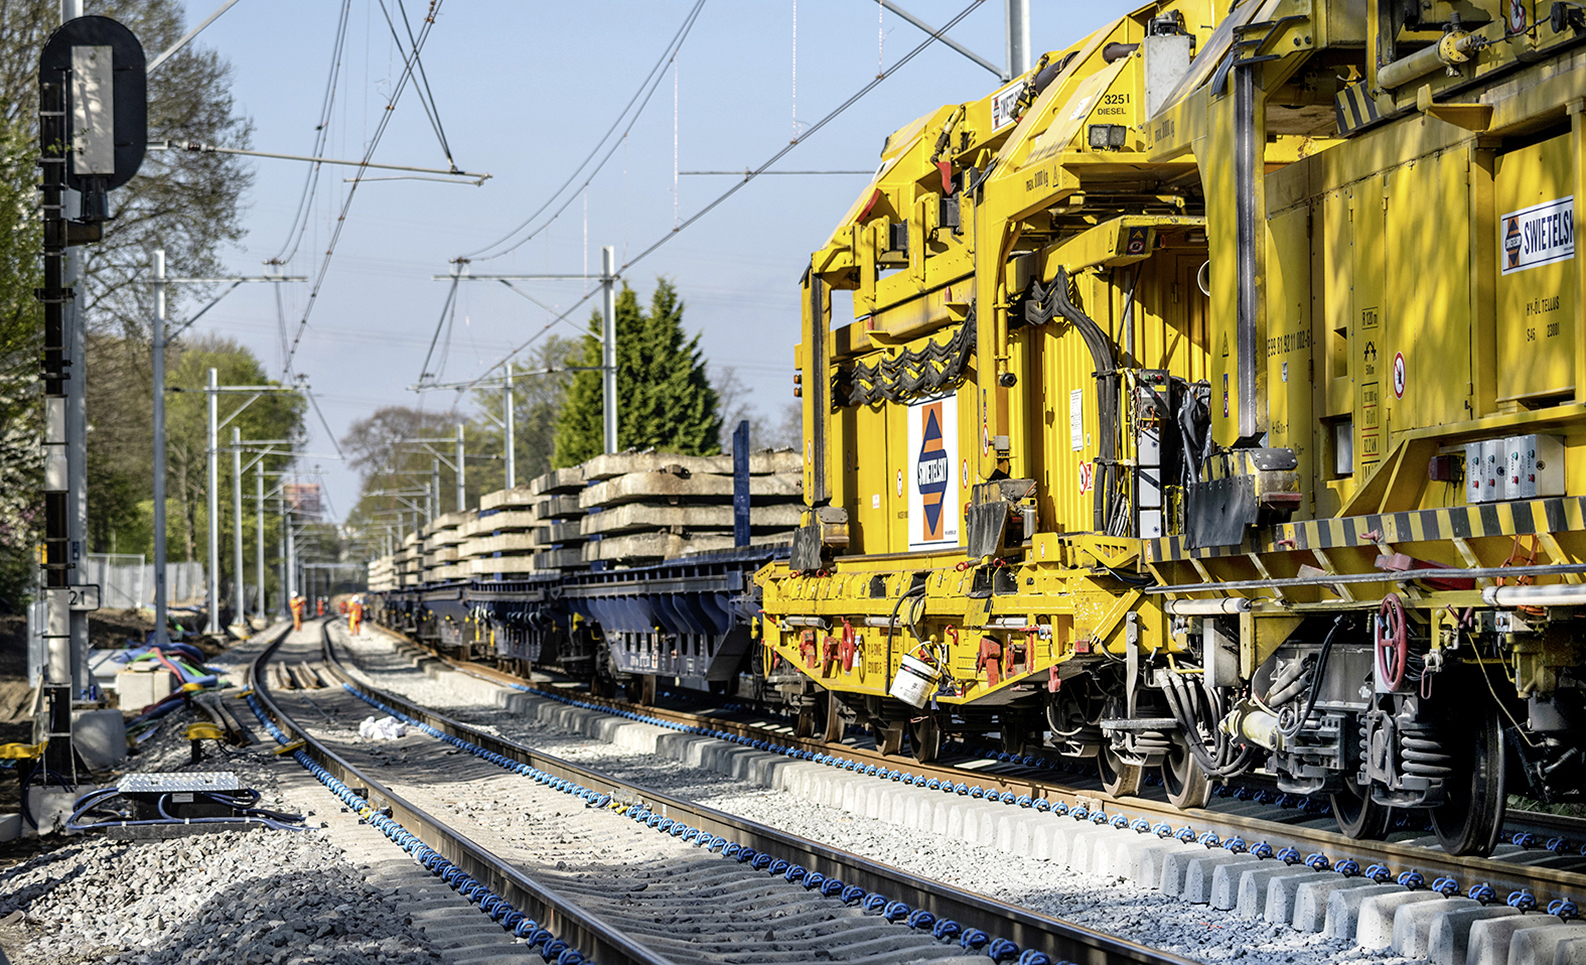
[348,596,364,637]
[316,598,325,617]
[289,593,305,632]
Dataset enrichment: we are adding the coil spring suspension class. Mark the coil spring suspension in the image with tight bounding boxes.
[1133,727,1174,756]
[1408,726,1452,780]
[1399,722,1454,779]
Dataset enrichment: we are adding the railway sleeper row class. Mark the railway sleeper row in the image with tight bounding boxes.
[334,624,1586,965]
[265,621,1174,965]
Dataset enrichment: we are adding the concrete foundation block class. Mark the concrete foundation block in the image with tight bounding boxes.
[1428,907,1524,965]
[1068,827,1116,874]
[71,708,127,770]
[1253,868,1321,923]
[1553,936,1586,964]
[1047,822,1088,866]
[1356,890,1447,948]
[1204,855,1271,910]
[994,811,1040,854]
[1029,820,1066,861]
[1109,834,1169,882]
[1161,844,1222,897]
[1393,897,1479,957]
[1464,915,1564,965]
[1322,883,1404,939]
[1289,877,1380,933]
[1506,923,1586,965]
[1136,841,1205,889]
[1185,853,1263,905]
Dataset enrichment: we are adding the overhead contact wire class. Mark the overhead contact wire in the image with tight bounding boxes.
[284,0,447,377]
[621,0,985,273]
[460,0,708,262]
[459,0,984,391]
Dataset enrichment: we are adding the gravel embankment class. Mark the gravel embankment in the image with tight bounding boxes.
[0,626,451,965]
[334,624,1424,965]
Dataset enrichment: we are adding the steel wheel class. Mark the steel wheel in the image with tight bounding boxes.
[1098,742,1143,798]
[910,716,942,763]
[1330,773,1391,840]
[1431,706,1506,856]
[1161,740,1212,810]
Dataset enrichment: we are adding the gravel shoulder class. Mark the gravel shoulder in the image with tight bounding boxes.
[0,622,502,965]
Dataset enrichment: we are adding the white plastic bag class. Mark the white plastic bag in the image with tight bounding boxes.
[358,715,408,740]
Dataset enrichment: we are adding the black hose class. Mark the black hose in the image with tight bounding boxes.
[1277,616,1345,740]
[884,584,927,691]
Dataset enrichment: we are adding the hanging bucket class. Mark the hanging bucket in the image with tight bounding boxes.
[890,654,940,708]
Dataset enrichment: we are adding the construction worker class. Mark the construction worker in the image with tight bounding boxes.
[316,598,325,617]
[348,595,364,638]
[289,593,305,632]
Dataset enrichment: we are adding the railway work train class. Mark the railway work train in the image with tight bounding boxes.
[374,0,1586,857]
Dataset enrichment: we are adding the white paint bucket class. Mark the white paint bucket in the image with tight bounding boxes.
[889,653,940,708]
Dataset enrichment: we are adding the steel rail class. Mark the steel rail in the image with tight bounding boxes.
[248,627,679,965]
[322,631,1198,965]
[384,629,1586,911]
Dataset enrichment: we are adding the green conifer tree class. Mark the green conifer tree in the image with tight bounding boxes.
[553,279,722,467]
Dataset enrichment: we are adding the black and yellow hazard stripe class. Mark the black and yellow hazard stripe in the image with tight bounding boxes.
[1334,82,1383,137]
[1144,496,1586,563]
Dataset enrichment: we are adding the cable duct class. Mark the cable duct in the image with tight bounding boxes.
[839,308,976,406]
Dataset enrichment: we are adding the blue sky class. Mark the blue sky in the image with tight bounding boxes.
[173,0,1129,522]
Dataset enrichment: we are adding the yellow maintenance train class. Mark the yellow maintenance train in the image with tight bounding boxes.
[757,0,1586,856]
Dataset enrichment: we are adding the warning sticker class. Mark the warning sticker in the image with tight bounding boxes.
[1502,196,1575,275]
[907,396,959,550]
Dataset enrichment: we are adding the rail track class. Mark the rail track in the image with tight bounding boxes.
[251,621,1197,965]
[363,624,1586,926]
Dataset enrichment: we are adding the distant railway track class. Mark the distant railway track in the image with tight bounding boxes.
[251,621,1194,965]
[371,623,1586,917]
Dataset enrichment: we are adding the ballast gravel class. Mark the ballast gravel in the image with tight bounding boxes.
[333,625,1427,965]
[0,627,448,965]
[0,830,443,965]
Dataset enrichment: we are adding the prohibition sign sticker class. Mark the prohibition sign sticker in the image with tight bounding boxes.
[1392,352,1406,399]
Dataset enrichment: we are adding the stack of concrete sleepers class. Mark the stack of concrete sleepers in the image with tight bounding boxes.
[578,449,802,567]
[530,466,588,574]
[461,486,542,580]
[395,533,420,586]
[367,555,395,591]
[423,511,470,582]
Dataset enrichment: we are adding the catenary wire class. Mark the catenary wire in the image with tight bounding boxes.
[379,0,456,168]
[623,0,986,274]
[446,0,984,394]
[270,0,355,267]
[283,0,447,378]
[459,0,708,262]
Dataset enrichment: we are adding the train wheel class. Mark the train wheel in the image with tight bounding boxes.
[623,674,656,706]
[910,716,942,763]
[1098,743,1143,798]
[1161,740,1212,810]
[1330,774,1390,840]
[1431,707,1506,856]
[823,693,846,744]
